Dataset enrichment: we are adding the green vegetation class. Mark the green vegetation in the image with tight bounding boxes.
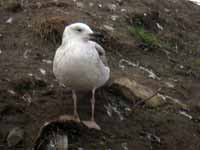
[129,26,160,48]
[194,58,200,66]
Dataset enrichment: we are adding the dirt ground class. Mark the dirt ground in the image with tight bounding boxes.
[0,0,200,149]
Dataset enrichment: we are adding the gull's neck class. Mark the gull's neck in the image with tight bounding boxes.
[62,37,88,46]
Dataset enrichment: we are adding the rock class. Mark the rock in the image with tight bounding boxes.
[112,77,165,107]
[39,68,46,75]
[179,65,184,69]
[7,127,24,147]
[107,3,117,11]
[0,33,3,38]
[89,2,94,7]
[111,15,119,21]
[52,0,59,4]
[121,142,128,150]
[164,8,170,13]
[23,49,31,59]
[164,81,175,88]
[113,77,152,100]
[156,23,163,31]
[76,2,84,8]
[98,3,102,8]
[6,17,13,24]
[42,59,52,64]
[116,0,123,5]
[103,25,114,32]
[0,49,2,55]
[121,8,127,12]
[36,2,42,8]
[7,89,16,96]
[22,93,32,104]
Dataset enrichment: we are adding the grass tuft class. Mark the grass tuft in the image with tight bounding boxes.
[129,26,160,48]
[194,58,200,66]
[32,16,69,45]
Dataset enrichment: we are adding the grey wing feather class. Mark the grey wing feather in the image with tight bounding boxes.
[95,43,108,66]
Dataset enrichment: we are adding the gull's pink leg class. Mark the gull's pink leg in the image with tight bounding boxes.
[91,88,95,121]
[83,88,101,130]
[72,90,80,122]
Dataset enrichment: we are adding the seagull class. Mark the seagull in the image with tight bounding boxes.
[53,23,110,130]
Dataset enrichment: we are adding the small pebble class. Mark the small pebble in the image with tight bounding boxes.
[165,82,175,88]
[42,59,52,64]
[23,49,31,59]
[25,42,29,46]
[164,8,170,13]
[116,0,123,4]
[180,65,184,69]
[156,23,163,31]
[8,90,16,96]
[98,4,102,8]
[89,2,94,7]
[103,25,114,32]
[111,15,118,21]
[0,49,2,55]
[28,73,33,77]
[121,142,128,150]
[121,8,127,12]
[179,111,192,120]
[39,68,46,75]
[53,0,59,3]
[76,2,84,8]
[107,3,117,11]
[22,94,32,104]
[36,2,42,8]
[6,17,13,24]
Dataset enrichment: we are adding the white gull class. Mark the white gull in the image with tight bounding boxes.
[53,23,110,130]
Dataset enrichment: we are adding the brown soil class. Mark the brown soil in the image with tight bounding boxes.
[0,0,200,149]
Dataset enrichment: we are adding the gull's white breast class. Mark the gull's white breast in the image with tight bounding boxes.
[53,41,110,91]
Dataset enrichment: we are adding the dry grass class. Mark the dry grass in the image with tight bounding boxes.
[0,0,22,12]
[33,16,69,44]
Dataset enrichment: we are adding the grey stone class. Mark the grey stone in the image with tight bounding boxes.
[76,2,84,8]
[7,127,24,147]
[107,4,117,11]
[113,77,165,107]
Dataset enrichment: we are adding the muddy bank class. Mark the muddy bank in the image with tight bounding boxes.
[0,0,200,149]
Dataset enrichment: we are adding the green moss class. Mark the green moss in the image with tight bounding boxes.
[129,26,160,47]
[194,58,200,66]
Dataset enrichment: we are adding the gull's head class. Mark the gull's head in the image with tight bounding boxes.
[62,23,95,44]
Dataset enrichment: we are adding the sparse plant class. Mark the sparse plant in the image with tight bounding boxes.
[195,58,200,66]
[129,26,160,48]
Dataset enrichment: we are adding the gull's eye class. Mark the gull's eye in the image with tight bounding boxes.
[76,28,83,32]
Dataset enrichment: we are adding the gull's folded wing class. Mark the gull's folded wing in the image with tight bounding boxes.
[94,43,108,66]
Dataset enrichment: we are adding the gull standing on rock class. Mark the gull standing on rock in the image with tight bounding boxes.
[53,23,110,130]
